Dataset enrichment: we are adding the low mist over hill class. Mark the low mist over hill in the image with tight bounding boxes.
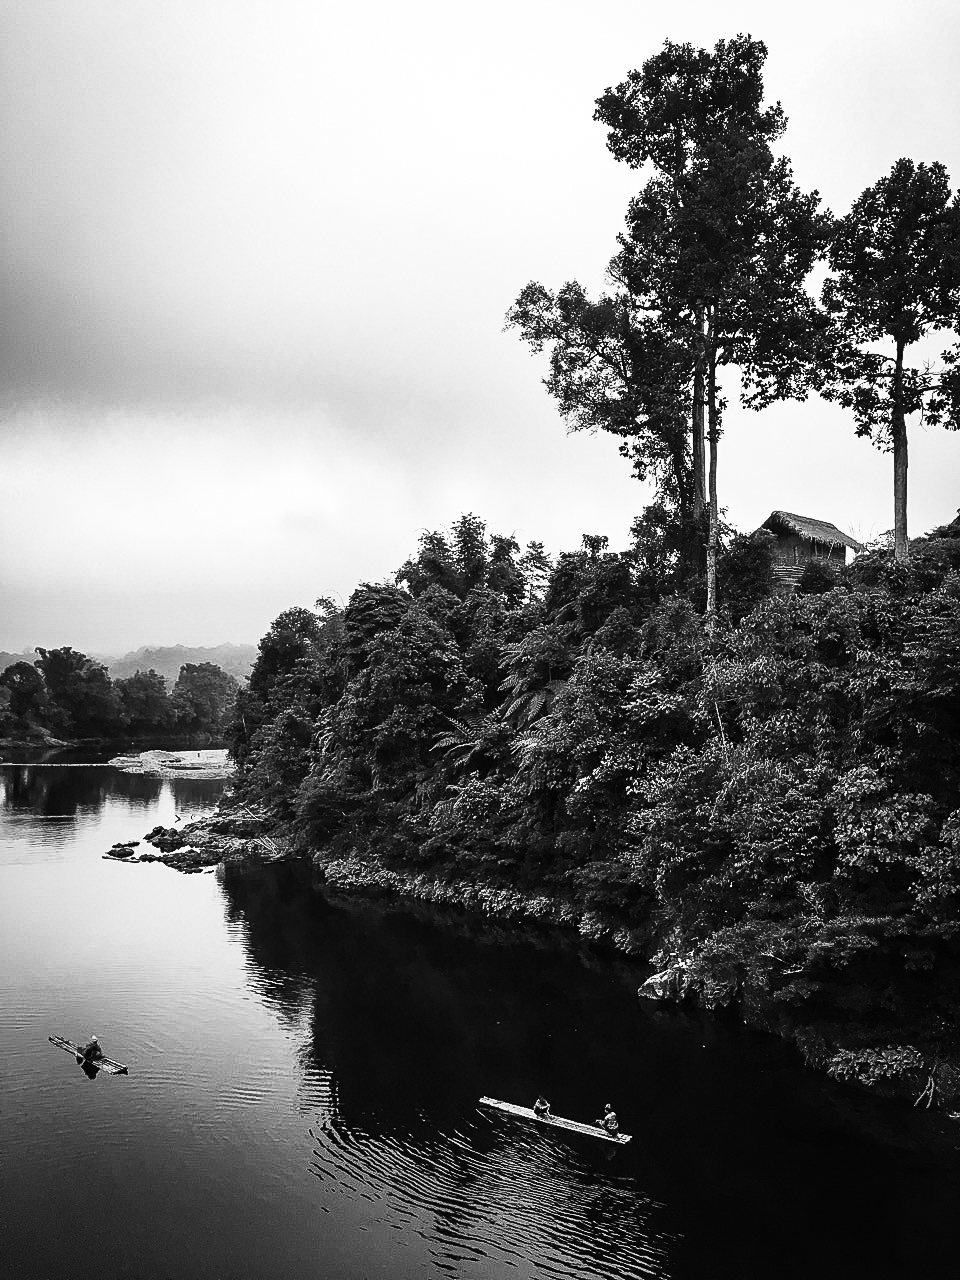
[0,650,35,674]
[1,643,257,686]
[104,643,257,686]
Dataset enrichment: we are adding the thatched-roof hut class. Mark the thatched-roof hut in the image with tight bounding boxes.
[760,510,861,591]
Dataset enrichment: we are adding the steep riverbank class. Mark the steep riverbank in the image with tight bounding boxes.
[133,808,960,1114]
[312,849,960,1113]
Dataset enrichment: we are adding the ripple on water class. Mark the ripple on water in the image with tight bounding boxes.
[306,1109,673,1280]
[0,818,74,864]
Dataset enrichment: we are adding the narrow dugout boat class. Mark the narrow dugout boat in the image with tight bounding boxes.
[479,1096,630,1144]
[48,1035,129,1075]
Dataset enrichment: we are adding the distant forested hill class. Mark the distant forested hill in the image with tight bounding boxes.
[0,651,34,671]
[1,643,256,686]
[104,643,257,686]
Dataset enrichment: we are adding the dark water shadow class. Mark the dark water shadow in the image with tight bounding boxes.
[217,861,960,1280]
[0,763,163,817]
[1,760,225,822]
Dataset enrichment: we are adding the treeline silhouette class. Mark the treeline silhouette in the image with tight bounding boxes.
[0,647,239,742]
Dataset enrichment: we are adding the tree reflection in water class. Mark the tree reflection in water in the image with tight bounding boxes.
[0,764,161,818]
[215,857,960,1279]
[219,862,674,1280]
[0,762,224,822]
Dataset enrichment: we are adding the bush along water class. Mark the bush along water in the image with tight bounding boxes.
[226,512,960,1108]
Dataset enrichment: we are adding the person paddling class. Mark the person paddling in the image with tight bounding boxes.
[76,1035,103,1064]
[597,1103,619,1136]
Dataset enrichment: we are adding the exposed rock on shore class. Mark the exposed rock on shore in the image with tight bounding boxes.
[102,840,139,860]
[107,748,234,780]
[102,809,290,872]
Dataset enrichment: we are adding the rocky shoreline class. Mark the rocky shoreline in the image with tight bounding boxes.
[112,811,960,1114]
[119,814,651,945]
[103,808,289,872]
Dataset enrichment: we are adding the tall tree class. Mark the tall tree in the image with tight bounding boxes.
[598,36,828,616]
[0,661,49,729]
[508,36,828,612]
[115,669,174,735]
[34,646,123,737]
[506,281,694,533]
[171,663,239,735]
[822,159,960,561]
[595,33,789,523]
[613,131,827,614]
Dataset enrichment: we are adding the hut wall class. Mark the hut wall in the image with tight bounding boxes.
[772,534,846,568]
[772,533,805,567]
[771,535,846,591]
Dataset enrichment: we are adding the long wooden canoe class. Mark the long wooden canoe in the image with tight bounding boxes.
[479,1096,630,1144]
[49,1036,129,1075]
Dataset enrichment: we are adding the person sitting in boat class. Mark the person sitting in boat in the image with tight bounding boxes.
[597,1103,619,1135]
[533,1095,551,1117]
[77,1035,103,1064]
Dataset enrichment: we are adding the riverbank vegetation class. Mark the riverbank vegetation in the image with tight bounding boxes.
[0,649,238,744]
[225,510,960,1104]
[223,33,960,1105]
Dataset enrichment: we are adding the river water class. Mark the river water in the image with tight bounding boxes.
[3,752,960,1279]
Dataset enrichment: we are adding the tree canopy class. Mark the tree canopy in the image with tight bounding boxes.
[507,34,828,615]
[822,158,960,560]
[0,648,240,742]
[229,507,960,1105]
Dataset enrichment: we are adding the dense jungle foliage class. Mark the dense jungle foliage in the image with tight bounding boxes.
[0,650,238,742]
[228,509,960,1101]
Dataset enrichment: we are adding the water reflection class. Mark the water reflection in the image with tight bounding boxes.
[169,774,229,814]
[217,861,960,1280]
[0,763,161,816]
[220,863,676,1278]
[6,766,960,1280]
[0,763,224,823]
[0,758,225,874]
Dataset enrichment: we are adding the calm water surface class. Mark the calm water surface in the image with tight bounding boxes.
[3,752,960,1280]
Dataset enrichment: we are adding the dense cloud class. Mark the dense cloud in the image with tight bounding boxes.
[1,1,958,649]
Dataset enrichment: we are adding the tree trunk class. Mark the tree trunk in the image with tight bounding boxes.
[692,307,706,517]
[705,314,719,623]
[892,340,909,563]
[691,309,708,580]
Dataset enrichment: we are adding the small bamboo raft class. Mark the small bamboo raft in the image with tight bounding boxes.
[49,1036,129,1075]
[479,1096,630,1144]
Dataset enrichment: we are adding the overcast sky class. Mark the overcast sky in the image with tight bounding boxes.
[1,0,958,654]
